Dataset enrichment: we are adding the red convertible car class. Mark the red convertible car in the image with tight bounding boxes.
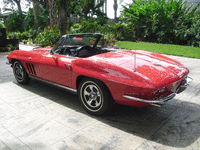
[7,33,192,115]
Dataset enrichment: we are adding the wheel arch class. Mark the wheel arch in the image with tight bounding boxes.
[76,75,113,99]
[11,59,18,65]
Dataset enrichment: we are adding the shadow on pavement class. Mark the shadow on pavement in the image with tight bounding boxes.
[15,79,200,148]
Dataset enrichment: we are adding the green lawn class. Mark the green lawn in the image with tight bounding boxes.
[116,41,200,59]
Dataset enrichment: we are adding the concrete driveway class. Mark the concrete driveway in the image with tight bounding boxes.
[0,46,200,150]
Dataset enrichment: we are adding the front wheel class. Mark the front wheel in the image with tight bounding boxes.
[13,61,30,84]
[78,78,114,115]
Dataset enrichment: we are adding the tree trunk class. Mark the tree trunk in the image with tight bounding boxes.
[32,0,40,30]
[47,0,59,26]
[59,0,67,36]
[14,0,22,12]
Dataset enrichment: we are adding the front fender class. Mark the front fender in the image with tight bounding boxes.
[7,50,42,64]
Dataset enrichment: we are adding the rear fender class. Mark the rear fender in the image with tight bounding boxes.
[72,59,153,103]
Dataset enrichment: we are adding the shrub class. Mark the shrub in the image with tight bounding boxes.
[103,22,135,41]
[0,22,5,29]
[21,31,29,40]
[69,20,101,34]
[121,0,200,47]
[23,8,35,31]
[6,11,25,32]
[69,20,135,44]
[34,25,60,47]
[0,44,18,52]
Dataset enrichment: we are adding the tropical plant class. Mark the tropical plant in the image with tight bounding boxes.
[103,22,135,41]
[34,25,60,47]
[68,21,135,45]
[5,10,26,32]
[121,0,200,47]
[0,22,5,29]
[79,0,106,19]
[23,8,34,31]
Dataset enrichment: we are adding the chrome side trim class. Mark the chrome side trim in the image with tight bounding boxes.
[29,75,77,94]
[123,93,176,104]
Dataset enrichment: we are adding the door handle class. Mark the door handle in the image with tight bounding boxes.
[65,63,71,70]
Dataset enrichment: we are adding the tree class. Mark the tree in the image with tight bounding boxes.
[79,0,106,19]
[31,0,49,30]
[3,0,31,12]
[3,0,22,12]
[59,0,67,36]
[32,0,40,29]
[45,0,76,35]
[6,10,25,31]
[47,0,58,26]
[3,0,31,31]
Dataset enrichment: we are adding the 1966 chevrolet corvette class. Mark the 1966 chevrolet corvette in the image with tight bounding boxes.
[7,33,192,115]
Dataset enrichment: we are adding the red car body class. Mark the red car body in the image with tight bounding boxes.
[7,33,192,114]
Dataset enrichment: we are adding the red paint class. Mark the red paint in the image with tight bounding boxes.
[7,47,189,107]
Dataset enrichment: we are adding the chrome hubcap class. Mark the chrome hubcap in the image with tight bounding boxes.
[15,63,23,81]
[83,84,101,108]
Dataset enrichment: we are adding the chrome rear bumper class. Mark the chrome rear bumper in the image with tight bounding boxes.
[123,93,176,104]
[176,76,193,94]
[6,60,10,65]
[123,76,192,104]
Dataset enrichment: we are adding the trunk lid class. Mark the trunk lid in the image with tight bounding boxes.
[92,50,189,87]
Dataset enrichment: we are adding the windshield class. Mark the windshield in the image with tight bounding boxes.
[51,34,103,54]
[63,36,97,47]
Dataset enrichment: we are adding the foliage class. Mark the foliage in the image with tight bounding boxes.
[68,20,136,46]
[22,39,28,43]
[116,41,200,58]
[0,22,5,29]
[4,2,48,32]
[6,29,35,41]
[103,22,135,41]
[7,31,19,39]
[22,6,49,31]
[21,30,29,40]
[69,20,99,33]
[121,0,200,47]
[37,8,49,31]
[34,25,60,47]
[79,0,106,19]
[6,10,25,32]
[23,8,34,31]
[0,44,18,52]
[69,20,135,41]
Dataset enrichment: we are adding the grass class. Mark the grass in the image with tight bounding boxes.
[116,41,200,59]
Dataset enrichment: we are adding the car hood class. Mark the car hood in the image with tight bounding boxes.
[91,50,189,87]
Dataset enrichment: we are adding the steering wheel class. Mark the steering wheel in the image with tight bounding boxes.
[63,48,71,55]
[76,45,93,57]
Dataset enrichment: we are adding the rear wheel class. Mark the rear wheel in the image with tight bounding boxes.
[78,78,113,115]
[13,61,30,84]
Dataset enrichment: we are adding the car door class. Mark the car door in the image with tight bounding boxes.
[36,52,76,88]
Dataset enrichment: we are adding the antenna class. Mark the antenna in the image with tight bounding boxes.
[134,49,136,72]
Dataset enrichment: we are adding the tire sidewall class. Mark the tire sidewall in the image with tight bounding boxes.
[13,61,30,84]
[78,78,110,115]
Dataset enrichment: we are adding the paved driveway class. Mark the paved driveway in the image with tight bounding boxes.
[0,51,200,150]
